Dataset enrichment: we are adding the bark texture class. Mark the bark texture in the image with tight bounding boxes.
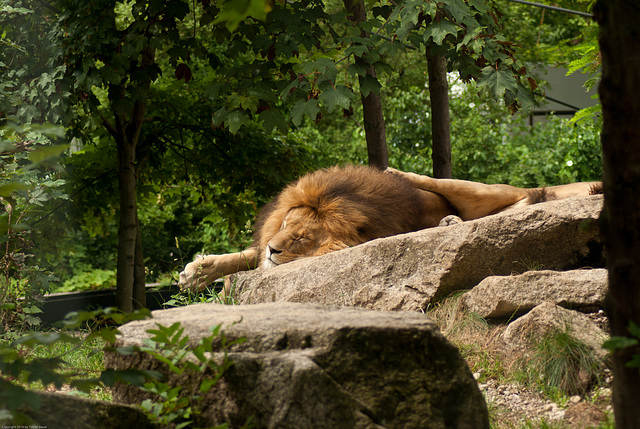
[104,60,151,311]
[595,1,640,427]
[426,48,452,178]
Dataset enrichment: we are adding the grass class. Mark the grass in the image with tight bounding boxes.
[163,278,239,307]
[424,294,612,429]
[12,330,111,401]
[514,325,606,398]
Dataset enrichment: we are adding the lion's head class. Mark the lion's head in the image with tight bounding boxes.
[262,206,351,268]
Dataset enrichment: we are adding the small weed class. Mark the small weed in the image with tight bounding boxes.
[427,292,489,339]
[164,278,239,308]
[514,258,545,274]
[514,326,605,397]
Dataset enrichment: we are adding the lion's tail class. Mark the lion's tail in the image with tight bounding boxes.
[589,182,604,195]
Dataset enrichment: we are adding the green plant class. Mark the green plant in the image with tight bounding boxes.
[0,123,69,337]
[52,268,117,293]
[0,307,153,424]
[0,306,244,426]
[164,280,239,308]
[602,320,640,372]
[515,326,605,399]
[136,321,246,428]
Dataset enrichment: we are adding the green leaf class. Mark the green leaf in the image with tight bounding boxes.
[260,108,289,134]
[347,63,368,78]
[12,332,78,347]
[627,320,640,338]
[100,368,161,387]
[290,99,320,127]
[477,66,517,99]
[424,20,459,45]
[358,75,381,98]
[214,0,273,32]
[28,144,69,167]
[226,111,250,134]
[319,83,354,111]
[627,354,640,369]
[29,123,66,139]
[199,378,217,394]
[603,336,639,351]
[0,183,29,197]
[443,0,473,24]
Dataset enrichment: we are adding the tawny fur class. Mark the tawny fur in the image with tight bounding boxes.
[252,165,454,264]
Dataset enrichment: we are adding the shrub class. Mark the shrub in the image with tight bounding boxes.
[0,123,68,336]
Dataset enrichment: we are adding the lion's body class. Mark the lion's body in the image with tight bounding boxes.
[179,165,601,290]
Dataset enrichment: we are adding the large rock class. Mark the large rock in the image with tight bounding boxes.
[231,195,604,311]
[462,269,608,319]
[106,303,489,429]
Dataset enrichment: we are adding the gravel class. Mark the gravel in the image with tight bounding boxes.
[477,376,613,427]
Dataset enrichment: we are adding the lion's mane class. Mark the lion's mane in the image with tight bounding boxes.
[250,165,453,263]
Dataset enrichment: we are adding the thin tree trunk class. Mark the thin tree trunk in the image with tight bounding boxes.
[426,47,452,178]
[595,1,640,427]
[343,0,388,169]
[116,134,138,313]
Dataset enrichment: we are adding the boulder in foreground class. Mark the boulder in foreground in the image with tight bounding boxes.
[106,302,489,429]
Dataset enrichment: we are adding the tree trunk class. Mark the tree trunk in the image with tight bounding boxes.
[107,93,149,312]
[426,47,452,178]
[595,1,640,427]
[116,133,138,313]
[343,0,388,169]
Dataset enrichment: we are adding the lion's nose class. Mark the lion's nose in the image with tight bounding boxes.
[266,244,282,257]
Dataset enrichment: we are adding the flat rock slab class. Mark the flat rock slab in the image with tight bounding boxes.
[462,269,608,319]
[231,196,604,311]
[106,302,489,429]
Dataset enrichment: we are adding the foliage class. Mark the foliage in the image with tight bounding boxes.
[452,110,602,187]
[0,122,68,336]
[163,281,239,307]
[138,321,246,427]
[0,307,243,427]
[1,0,604,293]
[495,0,601,125]
[53,267,117,293]
[386,0,538,113]
[207,0,538,136]
[0,308,153,424]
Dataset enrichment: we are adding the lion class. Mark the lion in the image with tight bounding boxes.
[179,165,601,290]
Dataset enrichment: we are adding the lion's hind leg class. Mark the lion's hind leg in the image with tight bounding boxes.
[387,168,528,220]
[178,247,259,291]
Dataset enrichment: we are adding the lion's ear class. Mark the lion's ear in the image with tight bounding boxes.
[317,240,349,256]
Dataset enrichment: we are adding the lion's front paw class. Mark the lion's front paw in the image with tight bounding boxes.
[439,215,464,227]
[178,255,209,291]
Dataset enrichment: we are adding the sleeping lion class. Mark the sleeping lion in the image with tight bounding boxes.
[179,165,601,291]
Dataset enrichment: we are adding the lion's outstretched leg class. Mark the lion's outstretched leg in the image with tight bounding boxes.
[389,168,601,221]
[388,168,529,220]
[178,247,259,291]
